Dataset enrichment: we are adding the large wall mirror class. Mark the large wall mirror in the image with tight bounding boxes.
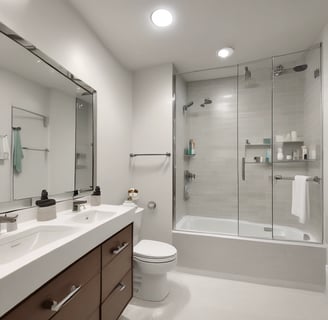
[0,22,96,211]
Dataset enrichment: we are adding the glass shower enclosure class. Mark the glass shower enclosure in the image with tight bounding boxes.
[173,45,322,243]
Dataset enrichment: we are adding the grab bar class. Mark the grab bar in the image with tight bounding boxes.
[274,175,320,183]
[22,147,49,152]
[130,153,171,158]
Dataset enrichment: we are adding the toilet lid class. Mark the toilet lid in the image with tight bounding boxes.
[134,240,177,260]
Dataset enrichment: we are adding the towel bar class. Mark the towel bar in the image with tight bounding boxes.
[274,175,320,183]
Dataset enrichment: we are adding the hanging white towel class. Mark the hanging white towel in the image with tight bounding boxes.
[291,175,310,224]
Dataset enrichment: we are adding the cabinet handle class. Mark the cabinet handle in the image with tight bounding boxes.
[49,285,81,312]
[112,242,129,255]
[118,282,126,292]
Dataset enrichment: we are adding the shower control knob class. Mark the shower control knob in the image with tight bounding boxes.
[185,170,196,180]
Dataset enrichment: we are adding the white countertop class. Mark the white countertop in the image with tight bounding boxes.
[0,204,135,317]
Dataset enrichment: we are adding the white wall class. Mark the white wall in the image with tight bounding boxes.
[131,63,173,243]
[0,0,133,204]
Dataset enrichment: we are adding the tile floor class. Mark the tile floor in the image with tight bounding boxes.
[120,269,328,320]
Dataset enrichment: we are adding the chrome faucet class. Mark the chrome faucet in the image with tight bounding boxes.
[72,200,87,212]
[0,213,18,233]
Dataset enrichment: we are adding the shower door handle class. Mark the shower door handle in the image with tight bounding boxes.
[242,157,246,181]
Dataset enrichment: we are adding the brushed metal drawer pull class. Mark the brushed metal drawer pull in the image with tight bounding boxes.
[118,282,126,292]
[50,285,81,312]
[112,242,129,255]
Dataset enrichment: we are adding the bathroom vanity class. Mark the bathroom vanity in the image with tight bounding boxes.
[0,205,135,319]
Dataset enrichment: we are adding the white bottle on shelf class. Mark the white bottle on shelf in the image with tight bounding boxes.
[277,147,284,161]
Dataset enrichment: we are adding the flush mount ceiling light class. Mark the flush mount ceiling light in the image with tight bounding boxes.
[217,47,234,58]
[151,9,173,27]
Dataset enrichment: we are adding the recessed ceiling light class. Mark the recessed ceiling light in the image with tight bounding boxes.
[217,47,234,58]
[151,9,173,27]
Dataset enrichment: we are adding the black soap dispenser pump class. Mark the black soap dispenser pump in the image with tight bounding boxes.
[35,189,57,221]
[90,186,101,206]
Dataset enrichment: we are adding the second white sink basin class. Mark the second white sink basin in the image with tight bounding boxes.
[66,210,116,224]
[0,225,80,265]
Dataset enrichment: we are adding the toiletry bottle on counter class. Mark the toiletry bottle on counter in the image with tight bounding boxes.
[90,186,101,206]
[35,189,56,221]
[301,146,308,160]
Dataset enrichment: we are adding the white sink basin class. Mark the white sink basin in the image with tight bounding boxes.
[66,210,116,224]
[0,225,79,265]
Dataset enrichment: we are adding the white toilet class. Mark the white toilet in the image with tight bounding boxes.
[133,208,177,301]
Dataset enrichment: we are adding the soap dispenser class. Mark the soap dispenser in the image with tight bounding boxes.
[35,189,56,221]
[90,186,101,206]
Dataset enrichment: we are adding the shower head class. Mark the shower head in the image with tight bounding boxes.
[183,101,194,112]
[293,64,308,72]
[200,98,212,107]
[274,64,308,77]
[245,66,251,81]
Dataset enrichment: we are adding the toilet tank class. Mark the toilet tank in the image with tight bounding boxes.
[133,208,144,245]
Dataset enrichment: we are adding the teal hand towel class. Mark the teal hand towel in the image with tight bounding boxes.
[13,130,24,173]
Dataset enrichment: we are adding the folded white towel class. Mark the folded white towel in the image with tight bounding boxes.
[0,135,9,157]
[2,135,9,154]
[291,175,310,224]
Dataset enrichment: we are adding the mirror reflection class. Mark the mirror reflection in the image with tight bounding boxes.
[0,31,94,203]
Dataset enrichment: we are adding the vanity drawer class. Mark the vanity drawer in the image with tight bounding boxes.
[51,274,100,320]
[102,243,132,301]
[101,270,132,320]
[3,247,101,320]
[102,224,132,267]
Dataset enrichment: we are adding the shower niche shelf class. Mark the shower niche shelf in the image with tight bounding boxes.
[279,140,304,144]
[274,159,317,163]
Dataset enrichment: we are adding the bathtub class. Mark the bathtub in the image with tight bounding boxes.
[176,215,317,242]
[173,215,326,291]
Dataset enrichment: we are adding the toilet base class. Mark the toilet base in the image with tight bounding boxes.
[133,269,169,301]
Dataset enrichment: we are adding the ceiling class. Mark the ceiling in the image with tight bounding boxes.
[68,0,328,73]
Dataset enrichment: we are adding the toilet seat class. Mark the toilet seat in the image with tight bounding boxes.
[134,240,177,263]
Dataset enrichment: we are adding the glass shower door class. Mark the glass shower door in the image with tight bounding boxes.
[238,59,273,239]
[272,47,323,243]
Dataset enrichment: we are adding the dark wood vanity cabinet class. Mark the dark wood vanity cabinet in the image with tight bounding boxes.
[2,224,133,320]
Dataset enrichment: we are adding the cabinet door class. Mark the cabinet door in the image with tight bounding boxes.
[101,270,132,320]
[102,243,131,301]
[3,247,101,320]
[102,224,132,268]
[52,274,100,320]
